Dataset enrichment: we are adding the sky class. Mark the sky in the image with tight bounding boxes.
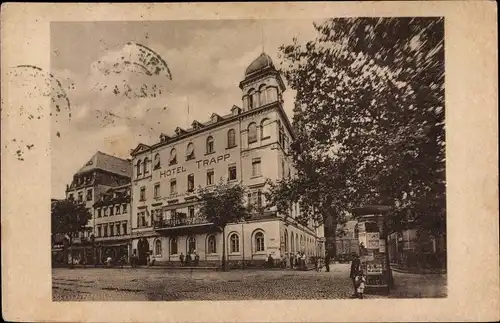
[50,19,320,198]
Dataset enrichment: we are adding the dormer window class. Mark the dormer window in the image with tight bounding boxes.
[206,136,214,154]
[192,120,203,130]
[186,142,195,160]
[169,148,177,165]
[231,105,241,116]
[210,113,222,123]
[175,127,186,136]
[159,133,170,143]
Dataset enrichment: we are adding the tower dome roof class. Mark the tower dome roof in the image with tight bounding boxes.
[245,52,275,76]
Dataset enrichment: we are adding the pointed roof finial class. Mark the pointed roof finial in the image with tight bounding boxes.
[261,24,265,53]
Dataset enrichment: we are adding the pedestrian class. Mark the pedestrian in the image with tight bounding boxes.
[289,253,294,269]
[325,253,331,272]
[194,251,199,266]
[179,252,185,266]
[267,254,274,268]
[301,252,306,270]
[355,269,366,299]
[350,254,361,298]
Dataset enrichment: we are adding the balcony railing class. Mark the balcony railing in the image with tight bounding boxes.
[153,216,211,229]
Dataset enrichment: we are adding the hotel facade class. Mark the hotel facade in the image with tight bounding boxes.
[129,53,324,266]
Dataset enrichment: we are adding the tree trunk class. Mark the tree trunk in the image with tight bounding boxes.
[69,236,73,269]
[323,213,337,258]
[222,226,227,271]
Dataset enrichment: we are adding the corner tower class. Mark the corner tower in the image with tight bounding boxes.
[239,52,286,112]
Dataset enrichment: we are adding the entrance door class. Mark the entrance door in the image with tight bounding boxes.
[137,238,150,265]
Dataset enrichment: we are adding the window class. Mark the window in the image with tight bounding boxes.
[116,223,121,236]
[207,170,214,185]
[255,232,265,252]
[260,118,271,139]
[248,123,257,144]
[281,158,285,178]
[169,148,177,165]
[154,153,161,170]
[122,222,127,235]
[103,225,108,237]
[103,207,108,217]
[278,121,285,147]
[78,192,83,202]
[206,136,214,154]
[186,142,195,160]
[122,204,128,213]
[228,165,237,181]
[187,236,196,253]
[155,239,162,257]
[143,157,149,175]
[207,235,216,254]
[230,234,240,253]
[138,211,146,228]
[170,179,177,195]
[249,190,262,208]
[68,193,74,200]
[227,129,236,148]
[248,89,256,109]
[115,205,121,215]
[251,158,261,177]
[109,224,114,237]
[110,206,114,216]
[97,208,102,218]
[154,183,160,198]
[188,206,195,219]
[86,189,92,201]
[170,238,178,255]
[97,226,101,237]
[259,84,267,105]
[136,160,142,176]
[140,187,146,201]
[187,174,195,192]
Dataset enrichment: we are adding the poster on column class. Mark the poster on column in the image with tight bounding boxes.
[366,232,380,249]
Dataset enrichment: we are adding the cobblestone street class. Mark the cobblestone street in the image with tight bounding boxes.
[52,264,446,301]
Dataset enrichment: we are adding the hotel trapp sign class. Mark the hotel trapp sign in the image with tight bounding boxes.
[366,263,383,275]
[160,153,231,178]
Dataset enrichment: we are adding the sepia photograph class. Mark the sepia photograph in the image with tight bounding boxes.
[48,17,446,301]
[1,2,498,322]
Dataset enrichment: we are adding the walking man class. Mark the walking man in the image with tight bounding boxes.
[350,254,361,298]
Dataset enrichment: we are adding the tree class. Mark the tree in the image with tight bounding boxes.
[271,17,445,257]
[197,180,251,271]
[51,198,92,266]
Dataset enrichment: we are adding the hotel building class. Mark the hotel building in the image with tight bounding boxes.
[129,53,323,266]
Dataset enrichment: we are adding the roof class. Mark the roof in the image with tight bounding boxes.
[76,151,132,178]
[245,52,275,76]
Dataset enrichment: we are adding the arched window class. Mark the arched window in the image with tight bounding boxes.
[187,236,196,253]
[260,118,271,139]
[254,231,265,252]
[169,148,177,165]
[206,136,214,154]
[170,237,178,255]
[136,159,142,177]
[227,129,236,148]
[230,233,240,253]
[248,89,256,109]
[207,235,216,254]
[154,153,160,170]
[143,157,149,174]
[248,123,257,144]
[259,84,267,106]
[290,232,295,252]
[186,142,195,160]
[295,233,299,252]
[155,239,162,257]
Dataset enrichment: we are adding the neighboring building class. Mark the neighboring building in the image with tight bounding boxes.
[129,52,322,267]
[64,151,132,264]
[92,184,132,264]
[336,220,359,256]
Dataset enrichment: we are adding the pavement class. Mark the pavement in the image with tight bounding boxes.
[52,263,447,301]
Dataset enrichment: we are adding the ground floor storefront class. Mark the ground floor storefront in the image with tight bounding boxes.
[130,218,322,268]
[52,240,131,266]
